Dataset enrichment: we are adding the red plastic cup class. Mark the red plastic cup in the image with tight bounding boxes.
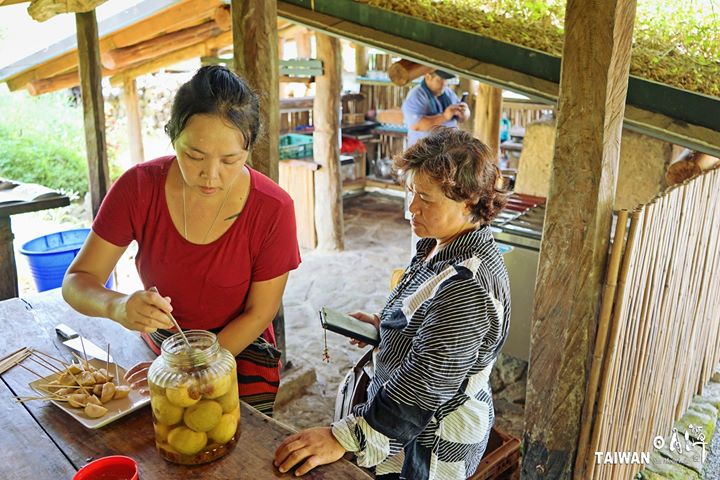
[73,455,139,480]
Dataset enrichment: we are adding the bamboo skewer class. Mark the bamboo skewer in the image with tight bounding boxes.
[30,349,71,368]
[79,337,90,368]
[17,362,46,379]
[27,355,64,374]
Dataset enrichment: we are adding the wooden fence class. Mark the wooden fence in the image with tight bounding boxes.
[577,166,720,479]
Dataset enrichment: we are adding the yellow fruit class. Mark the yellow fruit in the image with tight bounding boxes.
[148,381,165,397]
[208,413,238,444]
[216,387,239,413]
[201,373,232,399]
[183,400,222,432]
[154,422,171,443]
[166,384,201,407]
[151,394,184,426]
[167,426,207,456]
[228,404,241,423]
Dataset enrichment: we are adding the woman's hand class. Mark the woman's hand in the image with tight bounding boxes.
[348,311,379,348]
[274,427,346,476]
[124,361,152,395]
[111,290,174,333]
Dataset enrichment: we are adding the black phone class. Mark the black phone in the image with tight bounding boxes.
[460,92,469,103]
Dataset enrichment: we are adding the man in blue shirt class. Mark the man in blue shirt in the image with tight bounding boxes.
[401,70,470,147]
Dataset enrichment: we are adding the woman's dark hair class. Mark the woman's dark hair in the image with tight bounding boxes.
[165,65,260,149]
[393,127,508,224]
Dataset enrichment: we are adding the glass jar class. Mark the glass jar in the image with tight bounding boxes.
[147,330,240,465]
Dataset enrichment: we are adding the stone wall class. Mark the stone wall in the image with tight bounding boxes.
[514,119,672,210]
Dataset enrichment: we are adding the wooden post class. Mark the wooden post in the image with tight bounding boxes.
[123,78,145,165]
[313,32,344,251]
[295,28,312,58]
[231,0,285,366]
[521,0,636,477]
[0,217,18,300]
[473,82,502,156]
[76,10,110,218]
[457,77,474,134]
[231,0,279,182]
[355,44,367,77]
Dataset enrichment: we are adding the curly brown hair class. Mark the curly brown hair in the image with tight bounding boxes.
[393,127,508,224]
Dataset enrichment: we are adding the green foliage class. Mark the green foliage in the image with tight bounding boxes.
[0,90,89,196]
[0,89,123,197]
[369,0,719,96]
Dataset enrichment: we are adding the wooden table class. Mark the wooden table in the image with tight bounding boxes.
[0,195,70,300]
[0,290,372,480]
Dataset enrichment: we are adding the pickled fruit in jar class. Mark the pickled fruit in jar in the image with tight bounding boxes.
[151,392,184,426]
[216,386,240,413]
[199,371,232,399]
[208,413,239,444]
[166,384,201,407]
[184,400,223,432]
[167,426,208,456]
[147,331,241,465]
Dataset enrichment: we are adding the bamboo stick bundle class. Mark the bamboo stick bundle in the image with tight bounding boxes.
[672,180,703,417]
[0,347,32,375]
[620,198,668,478]
[591,208,645,479]
[600,210,644,480]
[645,190,683,451]
[688,172,720,387]
[576,210,628,478]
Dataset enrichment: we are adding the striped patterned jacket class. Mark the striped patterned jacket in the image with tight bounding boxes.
[332,227,511,479]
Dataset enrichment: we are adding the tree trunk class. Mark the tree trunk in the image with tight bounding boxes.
[124,78,145,165]
[473,82,502,156]
[522,0,637,478]
[313,33,344,251]
[231,0,279,182]
[76,10,109,218]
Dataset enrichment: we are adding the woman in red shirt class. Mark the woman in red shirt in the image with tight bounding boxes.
[62,66,301,415]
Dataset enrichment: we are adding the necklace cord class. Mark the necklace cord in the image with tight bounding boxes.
[181,172,240,243]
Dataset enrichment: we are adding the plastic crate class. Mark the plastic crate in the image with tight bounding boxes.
[279,133,313,159]
[469,427,521,479]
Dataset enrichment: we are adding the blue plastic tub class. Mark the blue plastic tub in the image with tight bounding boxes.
[19,228,113,292]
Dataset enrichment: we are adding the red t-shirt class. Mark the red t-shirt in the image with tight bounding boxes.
[93,156,301,331]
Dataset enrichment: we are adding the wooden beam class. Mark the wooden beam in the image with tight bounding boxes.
[232,0,279,182]
[387,59,433,86]
[277,1,720,158]
[76,10,110,218]
[6,0,223,91]
[109,31,232,87]
[28,0,107,22]
[473,82,502,155]
[101,12,229,71]
[522,0,637,478]
[123,78,145,165]
[313,32,344,251]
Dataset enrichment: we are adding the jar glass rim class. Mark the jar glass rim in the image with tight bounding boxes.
[161,330,218,365]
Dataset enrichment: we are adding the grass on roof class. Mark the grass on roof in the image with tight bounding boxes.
[368,0,719,97]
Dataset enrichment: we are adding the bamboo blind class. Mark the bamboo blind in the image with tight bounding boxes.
[577,167,720,479]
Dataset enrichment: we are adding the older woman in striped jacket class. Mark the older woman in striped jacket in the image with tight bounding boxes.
[274,127,511,480]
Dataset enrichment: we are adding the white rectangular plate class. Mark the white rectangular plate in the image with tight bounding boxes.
[29,358,150,429]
